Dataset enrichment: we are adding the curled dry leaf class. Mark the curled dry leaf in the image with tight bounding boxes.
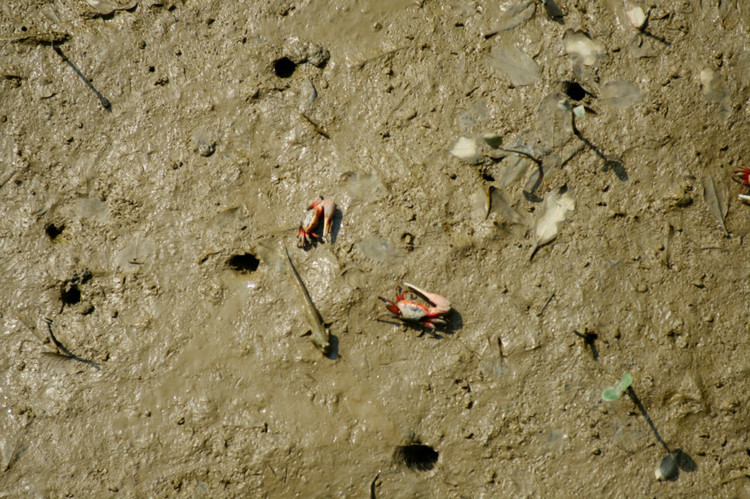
[701,175,728,235]
[530,185,575,260]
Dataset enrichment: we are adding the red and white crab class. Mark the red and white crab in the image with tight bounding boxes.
[733,168,750,204]
[297,196,335,248]
[378,283,452,330]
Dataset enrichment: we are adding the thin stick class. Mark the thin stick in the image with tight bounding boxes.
[536,292,555,316]
[52,45,111,111]
[44,318,101,370]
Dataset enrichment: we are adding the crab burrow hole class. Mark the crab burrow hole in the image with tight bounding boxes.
[395,444,439,471]
[45,223,65,240]
[226,253,260,273]
[273,57,296,78]
[60,282,81,305]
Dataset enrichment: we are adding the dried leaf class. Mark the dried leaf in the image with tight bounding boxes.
[702,175,728,234]
[530,185,575,259]
[486,44,541,86]
[564,31,606,67]
[489,186,526,225]
[484,2,535,36]
[601,80,643,110]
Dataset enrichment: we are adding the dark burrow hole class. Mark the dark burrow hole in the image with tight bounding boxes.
[45,223,65,240]
[563,81,586,101]
[227,253,260,272]
[274,57,296,78]
[395,444,439,471]
[60,283,81,305]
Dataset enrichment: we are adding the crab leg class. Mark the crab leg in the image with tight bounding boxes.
[403,283,451,313]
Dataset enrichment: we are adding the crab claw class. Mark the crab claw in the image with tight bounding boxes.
[310,197,335,240]
[733,168,750,186]
[404,283,451,314]
[378,296,400,316]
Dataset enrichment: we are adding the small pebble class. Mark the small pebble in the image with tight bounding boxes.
[195,140,216,157]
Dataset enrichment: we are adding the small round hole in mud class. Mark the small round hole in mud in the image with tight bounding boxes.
[396,444,439,471]
[45,223,65,240]
[563,81,586,101]
[227,253,260,272]
[274,57,296,78]
[61,283,81,305]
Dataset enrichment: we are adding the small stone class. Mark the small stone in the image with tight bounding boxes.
[195,140,216,157]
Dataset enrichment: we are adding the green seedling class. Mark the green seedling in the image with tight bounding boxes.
[602,373,632,401]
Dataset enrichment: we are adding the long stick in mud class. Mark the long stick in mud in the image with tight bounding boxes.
[44,318,101,370]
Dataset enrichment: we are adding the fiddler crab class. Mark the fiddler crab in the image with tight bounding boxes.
[378,283,452,330]
[297,196,335,248]
[733,168,750,204]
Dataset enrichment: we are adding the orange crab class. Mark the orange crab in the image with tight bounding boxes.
[378,283,452,330]
[297,196,335,248]
[734,168,750,203]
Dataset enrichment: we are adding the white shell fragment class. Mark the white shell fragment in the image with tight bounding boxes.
[449,136,480,162]
[487,45,541,86]
[564,31,606,67]
[624,2,647,29]
[530,185,575,259]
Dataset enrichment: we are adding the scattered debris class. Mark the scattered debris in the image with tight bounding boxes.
[600,80,643,110]
[449,136,480,162]
[655,451,679,481]
[284,247,332,356]
[530,185,575,260]
[564,31,606,67]
[484,2,535,37]
[43,318,101,370]
[53,46,111,111]
[602,373,632,401]
[661,222,674,268]
[486,44,541,86]
[537,92,573,149]
[700,68,731,120]
[489,185,526,225]
[624,1,647,30]
[702,175,728,235]
[540,0,564,20]
[84,0,137,16]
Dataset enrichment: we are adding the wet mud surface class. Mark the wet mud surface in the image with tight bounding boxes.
[2,0,750,497]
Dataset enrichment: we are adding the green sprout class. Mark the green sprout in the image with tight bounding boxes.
[602,373,633,402]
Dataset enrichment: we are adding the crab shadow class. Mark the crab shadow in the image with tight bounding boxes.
[329,207,344,245]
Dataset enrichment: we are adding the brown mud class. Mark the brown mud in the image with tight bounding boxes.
[1,0,750,497]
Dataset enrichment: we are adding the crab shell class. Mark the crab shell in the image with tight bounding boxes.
[394,301,432,322]
[297,207,322,247]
